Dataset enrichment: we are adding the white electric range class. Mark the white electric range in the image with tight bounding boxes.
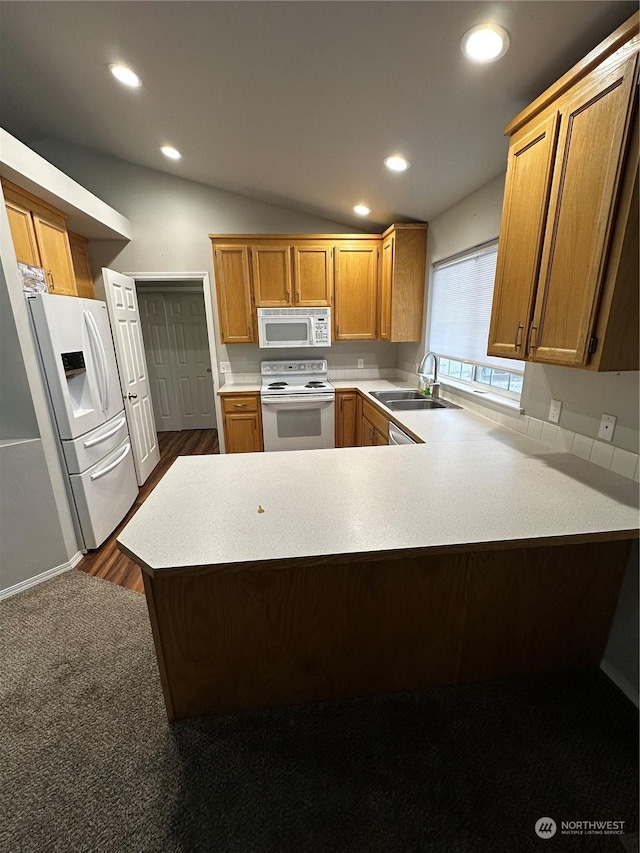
[260,360,335,452]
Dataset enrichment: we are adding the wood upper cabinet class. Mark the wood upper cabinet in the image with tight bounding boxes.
[4,190,41,267]
[488,16,639,371]
[251,245,293,307]
[3,180,76,295]
[68,232,95,299]
[212,245,255,343]
[221,393,263,453]
[378,225,428,342]
[487,112,559,359]
[292,243,332,306]
[334,242,379,341]
[335,390,358,447]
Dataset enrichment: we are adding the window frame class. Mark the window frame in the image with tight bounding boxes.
[426,239,524,404]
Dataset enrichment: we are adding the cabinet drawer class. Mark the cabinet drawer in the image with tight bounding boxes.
[362,399,389,439]
[222,394,259,414]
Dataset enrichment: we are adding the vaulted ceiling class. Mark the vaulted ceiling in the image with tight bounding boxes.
[0,1,636,228]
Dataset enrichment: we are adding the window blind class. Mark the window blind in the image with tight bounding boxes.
[427,241,525,371]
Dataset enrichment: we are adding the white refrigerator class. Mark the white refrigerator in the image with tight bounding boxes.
[28,292,138,550]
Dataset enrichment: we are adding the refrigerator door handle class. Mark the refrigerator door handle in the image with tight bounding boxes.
[84,310,109,414]
[82,417,127,448]
[90,442,131,481]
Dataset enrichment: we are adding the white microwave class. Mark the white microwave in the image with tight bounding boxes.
[257,307,331,348]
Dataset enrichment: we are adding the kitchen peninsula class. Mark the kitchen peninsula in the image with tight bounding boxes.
[118,399,638,721]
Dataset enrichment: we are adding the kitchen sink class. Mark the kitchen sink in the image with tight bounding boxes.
[370,390,426,402]
[370,390,461,411]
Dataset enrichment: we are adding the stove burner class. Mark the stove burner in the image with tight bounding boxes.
[306,381,325,387]
[268,382,288,388]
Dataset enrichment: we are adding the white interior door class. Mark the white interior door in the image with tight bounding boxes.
[165,292,216,430]
[101,269,160,485]
[138,292,182,432]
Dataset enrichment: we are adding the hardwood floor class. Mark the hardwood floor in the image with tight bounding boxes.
[78,429,219,594]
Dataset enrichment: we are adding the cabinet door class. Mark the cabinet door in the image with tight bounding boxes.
[224,412,262,453]
[213,245,255,343]
[379,234,393,341]
[251,245,292,307]
[32,211,76,295]
[334,243,379,340]
[4,196,41,266]
[292,244,332,306]
[335,391,358,447]
[69,233,95,299]
[361,414,376,446]
[531,55,638,366]
[487,111,559,359]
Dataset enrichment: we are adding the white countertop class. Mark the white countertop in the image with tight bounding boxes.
[119,383,639,572]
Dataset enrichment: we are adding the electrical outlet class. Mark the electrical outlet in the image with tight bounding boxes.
[548,399,562,424]
[219,362,231,374]
[598,413,617,442]
[357,358,364,369]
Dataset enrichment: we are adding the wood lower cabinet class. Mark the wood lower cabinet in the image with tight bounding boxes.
[221,393,263,453]
[335,390,358,447]
[488,15,639,371]
[378,224,428,342]
[334,242,379,341]
[3,180,77,296]
[68,232,95,299]
[360,398,389,446]
[212,246,255,344]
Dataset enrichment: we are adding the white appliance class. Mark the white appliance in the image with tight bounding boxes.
[27,292,138,550]
[257,307,331,349]
[260,359,335,451]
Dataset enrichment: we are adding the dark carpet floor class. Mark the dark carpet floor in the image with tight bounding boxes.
[0,570,637,853]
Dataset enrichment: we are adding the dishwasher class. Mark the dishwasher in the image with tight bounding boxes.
[388,422,418,445]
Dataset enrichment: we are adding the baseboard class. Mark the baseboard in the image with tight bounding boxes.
[0,551,84,601]
[600,659,639,708]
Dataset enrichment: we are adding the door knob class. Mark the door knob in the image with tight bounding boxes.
[127,393,138,399]
[207,368,212,373]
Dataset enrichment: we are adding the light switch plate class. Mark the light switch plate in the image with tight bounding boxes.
[548,399,562,424]
[357,358,364,369]
[598,413,617,442]
[219,362,231,374]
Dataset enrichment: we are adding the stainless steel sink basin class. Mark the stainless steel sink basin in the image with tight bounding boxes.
[370,390,426,402]
[387,399,448,410]
[370,390,461,412]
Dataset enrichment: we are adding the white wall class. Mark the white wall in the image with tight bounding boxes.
[31,139,396,377]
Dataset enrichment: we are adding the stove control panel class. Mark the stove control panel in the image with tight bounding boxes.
[261,360,328,375]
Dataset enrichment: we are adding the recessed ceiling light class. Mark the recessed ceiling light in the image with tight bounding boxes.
[461,24,510,63]
[161,145,182,160]
[109,63,143,88]
[353,204,371,216]
[384,155,410,173]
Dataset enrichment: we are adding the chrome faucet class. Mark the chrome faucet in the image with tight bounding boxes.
[417,351,440,399]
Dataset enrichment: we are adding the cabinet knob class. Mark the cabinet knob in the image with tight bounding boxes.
[234,403,247,408]
[529,324,539,349]
[47,271,55,291]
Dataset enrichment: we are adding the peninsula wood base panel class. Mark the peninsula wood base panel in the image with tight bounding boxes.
[139,540,631,721]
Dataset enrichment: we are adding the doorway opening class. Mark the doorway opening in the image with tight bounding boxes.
[126,272,223,443]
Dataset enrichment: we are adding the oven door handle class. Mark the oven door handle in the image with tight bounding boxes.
[261,396,334,408]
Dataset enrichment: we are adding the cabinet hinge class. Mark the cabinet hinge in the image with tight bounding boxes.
[588,336,598,354]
